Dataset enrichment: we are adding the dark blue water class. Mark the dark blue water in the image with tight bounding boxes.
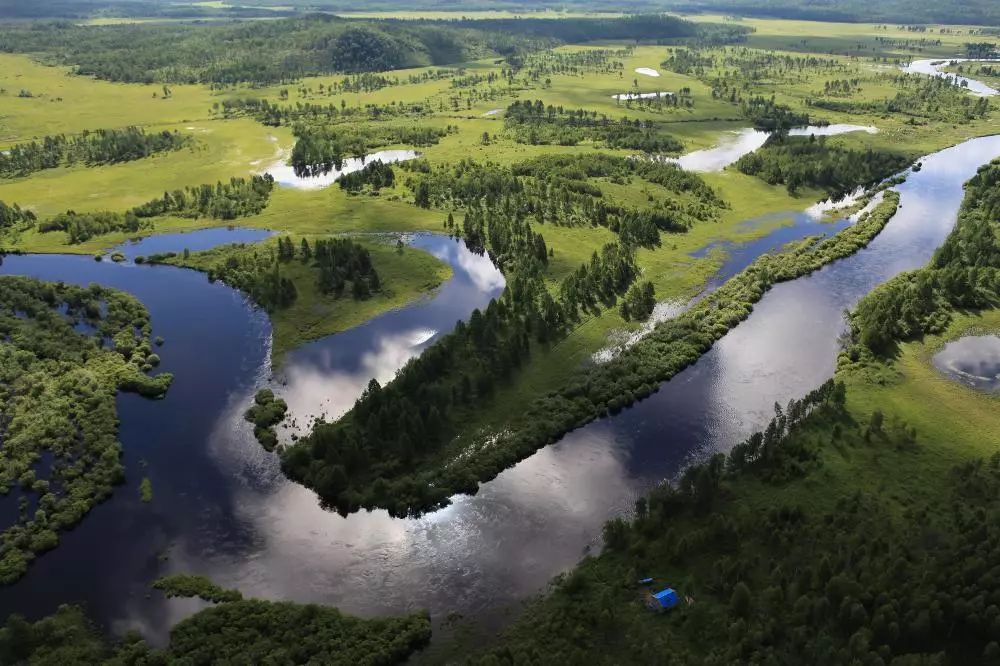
[0,231,503,640]
[1,136,998,646]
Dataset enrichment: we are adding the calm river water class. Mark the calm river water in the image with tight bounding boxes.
[1,134,998,647]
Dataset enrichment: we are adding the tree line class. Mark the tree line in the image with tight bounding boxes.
[290,124,443,177]
[0,127,187,179]
[0,586,431,664]
[283,190,900,516]
[504,99,685,153]
[808,75,991,124]
[406,154,723,244]
[0,200,36,233]
[339,160,396,192]
[847,158,1000,354]
[37,174,275,243]
[469,372,1000,663]
[735,133,912,197]
[281,180,647,515]
[0,14,728,86]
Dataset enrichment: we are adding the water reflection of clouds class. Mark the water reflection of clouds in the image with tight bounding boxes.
[282,327,437,429]
[194,417,638,617]
[432,242,506,294]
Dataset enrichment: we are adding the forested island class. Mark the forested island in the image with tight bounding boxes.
[0,277,171,584]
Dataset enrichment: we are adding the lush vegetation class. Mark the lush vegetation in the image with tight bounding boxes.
[0,591,432,664]
[467,372,1000,663]
[339,160,397,193]
[0,201,37,234]
[735,133,912,197]
[152,574,244,603]
[619,280,656,322]
[154,236,449,361]
[290,125,443,176]
[15,0,1000,25]
[0,277,172,584]
[848,158,1000,355]
[283,168,901,515]
[0,14,716,85]
[408,153,724,239]
[245,389,289,451]
[504,99,685,152]
[0,127,187,179]
[807,75,992,125]
[463,151,1000,666]
[36,175,275,243]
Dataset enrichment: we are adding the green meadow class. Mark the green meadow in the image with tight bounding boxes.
[0,14,996,441]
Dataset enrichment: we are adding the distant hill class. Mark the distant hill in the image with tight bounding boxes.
[2,0,997,27]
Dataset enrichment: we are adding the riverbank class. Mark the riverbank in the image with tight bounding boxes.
[154,234,453,363]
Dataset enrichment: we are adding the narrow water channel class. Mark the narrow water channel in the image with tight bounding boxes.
[0,134,998,647]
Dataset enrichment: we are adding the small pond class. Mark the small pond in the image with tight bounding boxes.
[264,149,421,190]
[612,91,674,101]
[932,335,1000,393]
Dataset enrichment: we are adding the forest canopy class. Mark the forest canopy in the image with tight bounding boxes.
[0,276,172,585]
[0,13,734,85]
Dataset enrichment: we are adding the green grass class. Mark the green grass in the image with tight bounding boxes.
[163,237,452,363]
[267,240,452,361]
[1,21,997,369]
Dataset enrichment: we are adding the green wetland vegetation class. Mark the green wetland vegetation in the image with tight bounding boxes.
[0,276,171,584]
[461,156,1000,666]
[0,2,998,663]
[0,584,432,664]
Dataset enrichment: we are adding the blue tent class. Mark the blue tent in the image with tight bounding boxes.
[652,588,679,610]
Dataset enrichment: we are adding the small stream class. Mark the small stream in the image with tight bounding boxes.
[0,134,998,647]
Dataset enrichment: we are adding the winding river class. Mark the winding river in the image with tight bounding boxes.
[1,134,999,646]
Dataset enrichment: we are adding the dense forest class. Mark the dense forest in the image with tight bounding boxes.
[0,586,431,664]
[735,133,912,197]
[280,170,648,513]
[469,375,1000,663]
[0,127,187,179]
[0,277,172,584]
[406,152,723,238]
[0,14,730,85]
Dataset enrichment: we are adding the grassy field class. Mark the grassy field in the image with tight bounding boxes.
[0,17,997,422]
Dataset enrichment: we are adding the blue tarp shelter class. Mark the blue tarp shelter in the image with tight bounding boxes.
[652,588,680,610]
